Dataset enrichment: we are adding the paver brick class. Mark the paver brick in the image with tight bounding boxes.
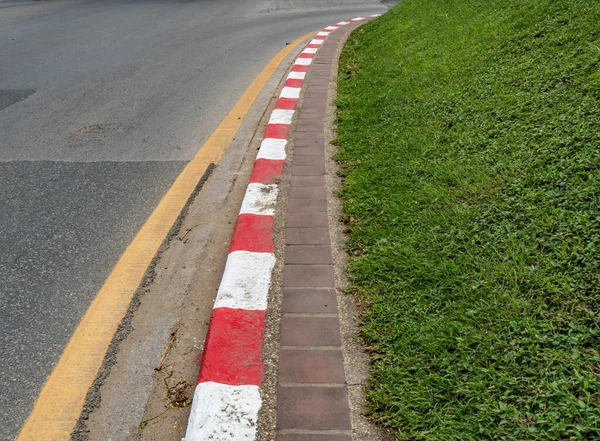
[283,264,334,287]
[293,156,325,167]
[287,198,327,212]
[302,95,327,103]
[279,349,345,384]
[294,147,326,156]
[292,164,326,176]
[295,123,324,133]
[294,137,323,146]
[280,315,341,346]
[282,287,337,313]
[291,175,325,187]
[285,245,332,265]
[298,105,325,114]
[289,186,326,199]
[286,211,328,228]
[285,227,329,245]
[294,134,324,144]
[277,436,351,441]
[305,85,328,92]
[277,385,350,430]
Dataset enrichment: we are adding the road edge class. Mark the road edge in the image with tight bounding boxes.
[183,15,380,441]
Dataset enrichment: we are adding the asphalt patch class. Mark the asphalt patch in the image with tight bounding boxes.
[0,89,35,112]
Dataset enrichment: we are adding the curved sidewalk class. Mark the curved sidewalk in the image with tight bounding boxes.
[275,20,368,441]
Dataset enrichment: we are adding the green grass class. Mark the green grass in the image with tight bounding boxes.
[334,0,600,439]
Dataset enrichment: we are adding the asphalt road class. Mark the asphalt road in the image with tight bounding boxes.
[0,0,393,439]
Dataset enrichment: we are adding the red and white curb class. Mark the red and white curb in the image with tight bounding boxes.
[184,14,380,441]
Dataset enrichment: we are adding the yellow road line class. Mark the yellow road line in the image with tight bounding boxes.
[17,30,316,441]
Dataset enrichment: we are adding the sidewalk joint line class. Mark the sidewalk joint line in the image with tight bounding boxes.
[282,313,339,317]
[279,383,346,388]
[279,429,352,435]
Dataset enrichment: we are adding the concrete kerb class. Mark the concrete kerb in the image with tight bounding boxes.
[183,14,382,441]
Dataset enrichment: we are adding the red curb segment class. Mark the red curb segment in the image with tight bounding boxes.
[198,308,265,386]
[249,158,285,184]
[229,214,275,253]
[284,78,305,88]
[275,97,299,110]
[265,123,291,139]
[291,64,310,73]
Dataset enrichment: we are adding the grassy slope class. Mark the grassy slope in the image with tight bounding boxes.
[335,1,600,439]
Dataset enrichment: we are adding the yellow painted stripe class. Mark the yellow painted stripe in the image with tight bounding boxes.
[17,30,317,441]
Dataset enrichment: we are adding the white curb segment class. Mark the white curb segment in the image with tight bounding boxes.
[268,109,295,125]
[257,139,287,160]
[239,183,278,215]
[214,251,276,310]
[186,382,262,441]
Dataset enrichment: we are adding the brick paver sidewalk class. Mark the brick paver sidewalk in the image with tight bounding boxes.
[275,20,367,441]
